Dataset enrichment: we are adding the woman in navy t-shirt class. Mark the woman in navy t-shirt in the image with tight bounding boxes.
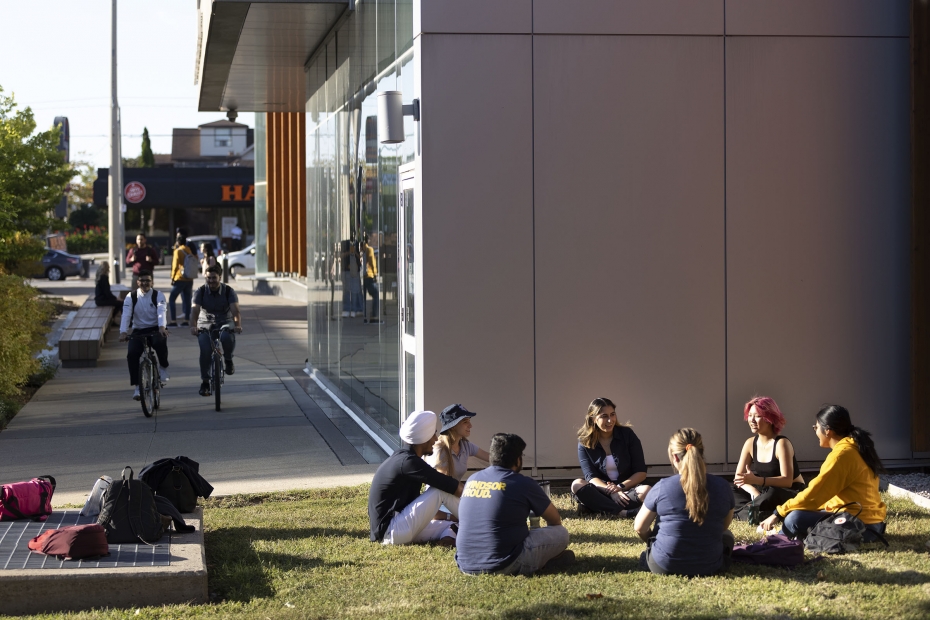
[634,428,735,576]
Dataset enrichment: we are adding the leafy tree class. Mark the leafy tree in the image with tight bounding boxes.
[67,158,97,210]
[140,127,155,168]
[0,274,54,400]
[0,86,72,273]
[68,204,107,230]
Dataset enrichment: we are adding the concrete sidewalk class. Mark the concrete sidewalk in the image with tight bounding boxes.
[0,268,380,506]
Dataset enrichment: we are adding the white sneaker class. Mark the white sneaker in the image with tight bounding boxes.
[133,387,141,401]
[341,311,349,317]
[350,312,356,318]
[160,367,170,382]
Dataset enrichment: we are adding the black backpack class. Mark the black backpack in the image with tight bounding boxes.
[140,459,198,513]
[96,466,165,544]
[804,503,888,554]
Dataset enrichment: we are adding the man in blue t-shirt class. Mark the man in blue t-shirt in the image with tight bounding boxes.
[456,433,574,575]
[190,265,242,397]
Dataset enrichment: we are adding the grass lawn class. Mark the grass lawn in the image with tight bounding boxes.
[11,487,930,619]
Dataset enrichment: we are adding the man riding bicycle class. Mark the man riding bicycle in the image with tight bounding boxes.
[118,270,170,401]
[190,265,242,397]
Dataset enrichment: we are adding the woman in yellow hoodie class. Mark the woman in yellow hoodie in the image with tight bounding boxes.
[760,404,886,541]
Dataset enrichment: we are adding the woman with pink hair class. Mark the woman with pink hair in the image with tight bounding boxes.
[732,396,806,521]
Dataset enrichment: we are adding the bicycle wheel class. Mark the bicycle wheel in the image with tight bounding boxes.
[151,354,161,411]
[213,352,223,411]
[140,357,155,417]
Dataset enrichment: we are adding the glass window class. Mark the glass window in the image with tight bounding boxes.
[214,128,232,148]
[305,0,412,440]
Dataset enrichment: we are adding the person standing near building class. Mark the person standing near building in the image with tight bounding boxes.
[168,233,196,327]
[455,433,573,575]
[361,233,383,324]
[230,223,243,251]
[125,233,160,292]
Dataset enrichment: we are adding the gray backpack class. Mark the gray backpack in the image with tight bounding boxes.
[181,249,200,279]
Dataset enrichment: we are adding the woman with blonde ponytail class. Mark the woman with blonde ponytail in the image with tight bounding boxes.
[634,428,735,576]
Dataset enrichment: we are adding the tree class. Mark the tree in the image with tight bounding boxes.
[140,127,155,168]
[0,86,72,273]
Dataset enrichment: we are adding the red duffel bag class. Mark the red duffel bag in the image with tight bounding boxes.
[0,476,56,521]
[28,524,109,560]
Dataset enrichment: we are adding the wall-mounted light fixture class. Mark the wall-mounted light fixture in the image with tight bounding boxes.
[378,91,420,144]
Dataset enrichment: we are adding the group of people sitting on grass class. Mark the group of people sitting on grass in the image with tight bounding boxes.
[367,397,887,577]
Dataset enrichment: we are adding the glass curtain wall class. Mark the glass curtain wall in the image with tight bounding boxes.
[254,113,268,273]
[307,0,414,438]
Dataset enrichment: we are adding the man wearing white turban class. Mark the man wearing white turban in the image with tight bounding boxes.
[368,410,465,545]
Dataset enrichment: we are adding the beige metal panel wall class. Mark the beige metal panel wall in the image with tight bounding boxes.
[414,0,531,35]
[726,37,911,462]
[725,0,909,37]
[533,0,723,35]
[534,35,727,467]
[418,34,536,464]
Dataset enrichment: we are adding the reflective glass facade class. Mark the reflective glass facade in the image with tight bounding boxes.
[306,0,414,438]
[254,113,268,273]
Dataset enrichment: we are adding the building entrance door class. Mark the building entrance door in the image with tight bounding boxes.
[398,163,417,421]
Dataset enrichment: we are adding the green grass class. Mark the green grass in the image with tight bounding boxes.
[9,488,930,619]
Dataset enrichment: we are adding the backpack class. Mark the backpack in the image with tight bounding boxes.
[128,289,160,331]
[96,466,165,545]
[732,534,805,567]
[804,503,888,554]
[80,475,113,518]
[0,476,56,522]
[181,249,199,279]
[28,524,109,560]
[141,461,198,512]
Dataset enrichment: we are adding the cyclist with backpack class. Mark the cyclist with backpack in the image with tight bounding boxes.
[118,270,170,401]
[168,233,197,327]
[190,264,242,397]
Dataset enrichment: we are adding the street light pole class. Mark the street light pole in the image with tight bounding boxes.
[107,0,123,278]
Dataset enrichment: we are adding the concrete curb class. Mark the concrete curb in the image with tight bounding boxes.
[0,508,207,615]
[885,483,930,511]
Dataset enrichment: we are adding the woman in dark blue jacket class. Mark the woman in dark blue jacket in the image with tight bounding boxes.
[571,397,651,516]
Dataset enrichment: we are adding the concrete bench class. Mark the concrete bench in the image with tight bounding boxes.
[59,292,127,368]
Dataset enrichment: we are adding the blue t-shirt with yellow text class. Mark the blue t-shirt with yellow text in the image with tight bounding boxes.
[455,466,552,573]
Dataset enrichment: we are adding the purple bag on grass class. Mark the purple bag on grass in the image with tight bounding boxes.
[732,534,805,567]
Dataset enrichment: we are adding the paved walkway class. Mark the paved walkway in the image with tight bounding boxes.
[0,267,380,506]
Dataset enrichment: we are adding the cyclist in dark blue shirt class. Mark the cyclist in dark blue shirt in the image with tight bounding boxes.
[189,265,242,397]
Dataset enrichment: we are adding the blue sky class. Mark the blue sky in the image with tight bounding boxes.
[0,0,254,171]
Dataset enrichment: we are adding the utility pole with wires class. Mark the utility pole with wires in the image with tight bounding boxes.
[107,0,125,280]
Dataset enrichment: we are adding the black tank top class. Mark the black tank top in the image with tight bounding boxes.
[750,435,800,481]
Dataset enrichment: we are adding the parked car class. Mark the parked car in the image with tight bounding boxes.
[226,243,256,274]
[36,249,83,281]
[186,235,225,261]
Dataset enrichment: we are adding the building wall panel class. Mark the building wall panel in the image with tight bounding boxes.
[533,35,727,467]
[725,0,909,37]
[415,0,531,35]
[267,112,307,277]
[533,0,723,36]
[418,34,536,464]
[725,36,911,462]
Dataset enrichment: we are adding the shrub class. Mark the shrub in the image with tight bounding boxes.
[65,225,109,254]
[0,275,54,399]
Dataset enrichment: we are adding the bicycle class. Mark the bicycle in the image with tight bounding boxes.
[200,325,231,411]
[130,331,163,417]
